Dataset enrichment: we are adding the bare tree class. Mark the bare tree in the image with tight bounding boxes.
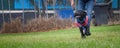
[29,0,46,17]
[16,0,47,17]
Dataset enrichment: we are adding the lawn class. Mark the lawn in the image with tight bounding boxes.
[0,25,120,48]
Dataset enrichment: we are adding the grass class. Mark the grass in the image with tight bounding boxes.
[0,25,120,48]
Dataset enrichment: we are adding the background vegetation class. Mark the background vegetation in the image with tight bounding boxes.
[0,25,120,48]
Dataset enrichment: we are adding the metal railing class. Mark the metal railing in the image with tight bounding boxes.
[0,0,72,29]
[0,0,119,28]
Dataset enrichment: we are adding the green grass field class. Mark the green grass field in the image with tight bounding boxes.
[0,25,120,48]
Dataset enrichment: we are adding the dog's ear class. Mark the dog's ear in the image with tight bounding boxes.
[74,10,86,17]
[74,11,79,17]
[83,11,87,16]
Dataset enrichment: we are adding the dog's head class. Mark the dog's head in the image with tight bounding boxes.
[74,10,87,20]
[74,10,87,23]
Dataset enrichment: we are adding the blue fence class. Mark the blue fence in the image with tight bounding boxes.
[96,0,119,9]
[0,0,119,10]
[0,0,119,28]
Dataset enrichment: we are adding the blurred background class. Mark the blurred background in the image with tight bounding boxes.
[0,0,119,33]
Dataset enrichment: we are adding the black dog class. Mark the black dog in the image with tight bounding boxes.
[74,10,91,38]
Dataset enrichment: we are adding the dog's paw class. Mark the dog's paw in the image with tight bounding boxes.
[85,32,91,36]
[81,36,86,39]
[81,34,86,38]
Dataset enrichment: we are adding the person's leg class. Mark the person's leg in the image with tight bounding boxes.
[77,0,85,10]
[86,0,94,26]
[85,0,94,35]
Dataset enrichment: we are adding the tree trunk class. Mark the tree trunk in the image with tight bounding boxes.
[29,0,46,17]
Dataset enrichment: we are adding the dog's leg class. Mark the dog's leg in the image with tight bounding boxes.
[85,26,91,36]
[79,27,86,38]
[83,27,86,34]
